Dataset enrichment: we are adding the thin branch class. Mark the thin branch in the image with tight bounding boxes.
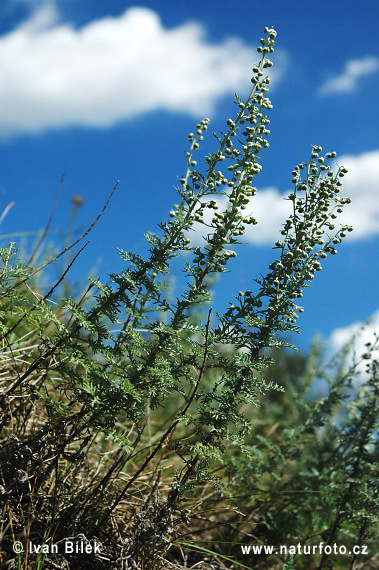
[4,180,119,294]
[28,173,65,266]
[4,241,90,394]
[0,201,15,227]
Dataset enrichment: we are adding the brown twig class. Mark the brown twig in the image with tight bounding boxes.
[28,173,65,267]
[3,181,119,294]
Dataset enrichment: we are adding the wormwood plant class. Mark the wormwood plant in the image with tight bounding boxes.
[1,27,376,570]
[220,337,379,570]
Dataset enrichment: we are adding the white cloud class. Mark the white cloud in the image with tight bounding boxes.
[190,147,379,246]
[318,56,379,96]
[17,1,59,32]
[243,187,292,244]
[191,147,379,246]
[190,187,292,246]
[329,310,379,381]
[331,150,379,240]
[0,5,285,137]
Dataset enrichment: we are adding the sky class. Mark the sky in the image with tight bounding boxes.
[0,0,378,361]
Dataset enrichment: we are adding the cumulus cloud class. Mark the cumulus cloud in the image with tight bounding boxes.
[331,150,379,240]
[191,147,379,246]
[329,310,379,380]
[242,187,292,244]
[190,187,292,246]
[190,147,379,246]
[0,4,285,137]
[13,0,60,31]
[318,56,379,96]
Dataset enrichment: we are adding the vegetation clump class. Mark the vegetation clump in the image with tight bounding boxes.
[0,27,377,570]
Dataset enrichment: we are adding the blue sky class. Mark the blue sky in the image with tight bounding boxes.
[0,0,378,357]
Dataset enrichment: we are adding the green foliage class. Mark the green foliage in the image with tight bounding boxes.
[0,27,377,570]
[220,341,379,568]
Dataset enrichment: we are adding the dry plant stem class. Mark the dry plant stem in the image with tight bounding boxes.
[2,184,119,396]
[27,173,65,267]
[70,447,130,524]
[1,183,119,396]
[0,201,15,226]
[5,180,119,294]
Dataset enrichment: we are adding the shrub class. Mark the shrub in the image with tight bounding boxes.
[0,27,377,569]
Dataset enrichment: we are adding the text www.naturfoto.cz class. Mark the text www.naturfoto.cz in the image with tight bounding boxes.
[241,543,368,556]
